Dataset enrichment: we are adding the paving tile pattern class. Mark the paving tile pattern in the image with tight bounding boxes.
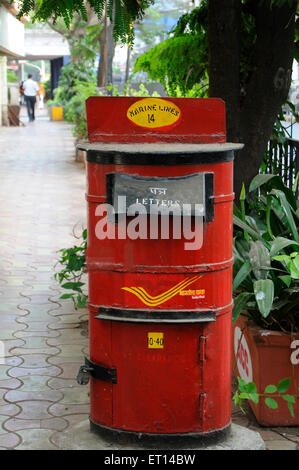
[0,108,89,449]
[0,108,298,450]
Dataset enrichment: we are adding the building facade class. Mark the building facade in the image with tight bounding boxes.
[0,2,24,125]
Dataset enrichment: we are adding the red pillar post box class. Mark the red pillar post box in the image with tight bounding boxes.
[77,97,243,442]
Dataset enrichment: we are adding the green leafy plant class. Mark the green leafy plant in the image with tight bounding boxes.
[133,5,209,97]
[52,61,97,107]
[233,377,298,417]
[233,173,299,332]
[64,79,101,140]
[7,69,18,82]
[54,227,87,309]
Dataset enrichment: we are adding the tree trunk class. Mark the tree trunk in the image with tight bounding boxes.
[97,8,108,87]
[125,45,131,83]
[107,21,115,86]
[97,11,115,89]
[208,0,297,199]
[236,0,297,199]
[208,0,241,142]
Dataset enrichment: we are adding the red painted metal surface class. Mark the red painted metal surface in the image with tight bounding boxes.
[86,97,226,143]
[83,97,237,437]
[232,315,299,426]
[89,311,232,433]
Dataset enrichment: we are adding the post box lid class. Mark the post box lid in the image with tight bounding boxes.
[78,142,243,153]
[78,142,244,165]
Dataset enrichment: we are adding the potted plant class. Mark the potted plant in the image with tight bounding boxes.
[232,173,299,425]
[46,87,64,121]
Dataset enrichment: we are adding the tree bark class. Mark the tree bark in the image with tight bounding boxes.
[125,45,131,83]
[97,18,108,87]
[236,0,297,198]
[107,21,115,86]
[208,0,241,142]
[207,0,297,199]
[97,7,115,89]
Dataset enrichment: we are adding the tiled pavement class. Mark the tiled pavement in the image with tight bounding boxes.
[0,107,89,450]
[0,106,297,450]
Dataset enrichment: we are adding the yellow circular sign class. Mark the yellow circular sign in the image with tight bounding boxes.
[127,98,181,130]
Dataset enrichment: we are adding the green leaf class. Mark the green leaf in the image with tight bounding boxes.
[60,293,74,300]
[250,174,297,211]
[233,215,263,241]
[265,398,278,409]
[245,216,260,235]
[240,183,246,201]
[244,382,257,394]
[233,203,242,219]
[273,254,291,266]
[264,384,277,394]
[233,259,252,291]
[235,238,251,261]
[249,393,259,404]
[237,377,248,393]
[249,240,270,280]
[232,293,253,323]
[270,189,299,243]
[290,255,299,279]
[282,395,296,417]
[253,279,274,318]
[270,237,299,257]
[277,378,290,393]
[233,390,241,407]
[288,402,295,417]
[249,174,277,192]
[278,275,292,287]
[282,394,295,404]
[240,392,250,399]
[77,295,87,308]
[61,281,85,290]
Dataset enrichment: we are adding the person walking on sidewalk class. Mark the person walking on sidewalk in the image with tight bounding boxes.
[23,74,39,122]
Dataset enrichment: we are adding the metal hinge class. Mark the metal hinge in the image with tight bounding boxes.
[77,357,117,385]
[199,335,207,363]
[199,392,207,423]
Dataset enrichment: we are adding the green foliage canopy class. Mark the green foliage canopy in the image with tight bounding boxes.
[14,0,154,43]
[134,1,298,98]
[134,5,209,95]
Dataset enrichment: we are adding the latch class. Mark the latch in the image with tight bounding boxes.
[77,364,94,385]
[77,357,117,385]
[199,335,207,363]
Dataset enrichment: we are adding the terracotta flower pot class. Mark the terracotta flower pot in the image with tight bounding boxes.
[232,314,299,426]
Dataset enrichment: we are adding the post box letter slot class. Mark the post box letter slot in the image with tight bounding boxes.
[106,173,214,221]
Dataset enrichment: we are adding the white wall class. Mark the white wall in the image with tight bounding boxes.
[0,5,24,57]
[0,56,8,125]
[0,5,24,125]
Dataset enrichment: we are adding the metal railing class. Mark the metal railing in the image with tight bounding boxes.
[264,138,299,196]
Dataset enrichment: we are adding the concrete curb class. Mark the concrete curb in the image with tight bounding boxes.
[52,420,266,451]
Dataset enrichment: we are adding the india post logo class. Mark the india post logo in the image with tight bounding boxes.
[127,98,182,130]
[122,275,202,307]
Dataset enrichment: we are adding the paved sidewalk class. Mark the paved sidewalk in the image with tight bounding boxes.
[0,107,297,450]
[0,107,89,449]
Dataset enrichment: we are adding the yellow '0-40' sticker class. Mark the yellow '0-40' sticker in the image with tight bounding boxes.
[148,332,164,349]
[127,98,181,130]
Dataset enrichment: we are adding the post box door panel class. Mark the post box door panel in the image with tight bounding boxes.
[110,322,204,434]
[89,316,113,427]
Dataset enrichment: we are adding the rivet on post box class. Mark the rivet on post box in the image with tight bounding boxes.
[77,96,243,443]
